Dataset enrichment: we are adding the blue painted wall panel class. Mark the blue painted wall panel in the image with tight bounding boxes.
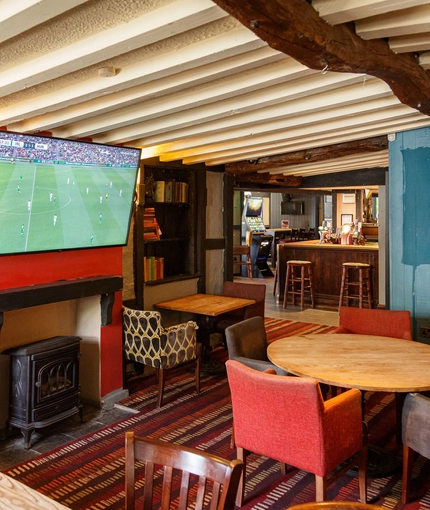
[389,127,430,343]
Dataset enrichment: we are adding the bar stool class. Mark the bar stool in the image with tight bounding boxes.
[338,262,372,312]
[272,240,289,297]
[283,260,315,311]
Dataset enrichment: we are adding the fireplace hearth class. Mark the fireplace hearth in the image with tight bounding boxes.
[6,335,82,449]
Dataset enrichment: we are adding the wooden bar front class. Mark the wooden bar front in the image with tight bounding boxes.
[276,241,379,308]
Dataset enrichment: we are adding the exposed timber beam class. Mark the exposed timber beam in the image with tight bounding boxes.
[226,136,388,175]
[212,0,430,116]
[233,173,303,187]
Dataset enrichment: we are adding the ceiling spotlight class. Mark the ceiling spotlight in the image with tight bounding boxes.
[98,67,117,78]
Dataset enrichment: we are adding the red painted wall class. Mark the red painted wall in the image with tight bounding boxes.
[0,247,124,397]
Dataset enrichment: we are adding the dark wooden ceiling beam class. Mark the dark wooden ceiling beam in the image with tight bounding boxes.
[226,136,388,174]
[234,167,386,190]
[213,0,430,116]
[234,173,303,187]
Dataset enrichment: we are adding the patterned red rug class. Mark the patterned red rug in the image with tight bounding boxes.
[3,318,430,509]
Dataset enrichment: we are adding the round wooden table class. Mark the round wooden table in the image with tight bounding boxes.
[267,333,430,478]
[267,333,430,392]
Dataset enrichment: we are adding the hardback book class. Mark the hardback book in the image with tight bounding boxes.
[165,179,175,203]
[154,181,165,202]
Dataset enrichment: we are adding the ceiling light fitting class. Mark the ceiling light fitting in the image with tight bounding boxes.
[98,67,117,78]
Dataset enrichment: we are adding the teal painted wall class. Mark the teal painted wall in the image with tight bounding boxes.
[389,127,430,343]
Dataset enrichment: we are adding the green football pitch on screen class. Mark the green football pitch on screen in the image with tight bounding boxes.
[0,161,136,255]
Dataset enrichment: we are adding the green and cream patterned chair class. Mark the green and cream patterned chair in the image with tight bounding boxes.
[122,306,200,407]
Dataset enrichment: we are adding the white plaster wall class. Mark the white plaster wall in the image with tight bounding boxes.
[75,296,102,406]
[0,301,77,352]
[205,172,224,294]
[206,172,223,239]
[206,250,224,295]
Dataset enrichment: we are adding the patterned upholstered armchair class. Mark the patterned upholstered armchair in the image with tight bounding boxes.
[122,306,200,407]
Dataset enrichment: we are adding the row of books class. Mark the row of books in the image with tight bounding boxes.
[154,180,189,203]
[144,256,164,282]
[143,207,162,240]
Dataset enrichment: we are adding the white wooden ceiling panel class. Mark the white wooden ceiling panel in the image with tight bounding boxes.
[1,0,430,184]
[0,0,91,44]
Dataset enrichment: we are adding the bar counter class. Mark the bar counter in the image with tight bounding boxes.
[276,240,379,308]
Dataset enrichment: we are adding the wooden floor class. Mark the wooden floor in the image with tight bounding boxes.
[235,275,340,327]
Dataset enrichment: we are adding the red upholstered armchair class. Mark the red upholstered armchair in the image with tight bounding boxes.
[335,307,412,340]
[226,360,368,505]
[335,306,412,440]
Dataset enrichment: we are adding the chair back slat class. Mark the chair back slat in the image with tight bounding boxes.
[160,466,173,510]
[178,471,190,510]
[209,481,222,510]
[143,462,154,509]
[125,432,243,510]
[195,477,208,510]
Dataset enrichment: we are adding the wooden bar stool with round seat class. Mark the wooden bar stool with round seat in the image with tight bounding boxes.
[338,262,372,312]
[283,260,315,311]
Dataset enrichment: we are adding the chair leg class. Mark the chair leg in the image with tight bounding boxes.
[157,368,165,408]
[230,420,235,449]
[402,444,414,504]
[366,268,372,308]
[308,265,315,308]
[283,264,291,308]
[315,475,328,502]
[273,264,278,296]
[339,266,347,312]
[300,264,305,311]
[195,358,201,395]
[358,268,364,308]
[236,447,247,507]
[358,444,368,503]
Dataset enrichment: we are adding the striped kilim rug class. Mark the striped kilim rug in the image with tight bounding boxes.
[3,318,430,509]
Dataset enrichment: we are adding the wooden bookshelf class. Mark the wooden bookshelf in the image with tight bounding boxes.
[134,164,199,308]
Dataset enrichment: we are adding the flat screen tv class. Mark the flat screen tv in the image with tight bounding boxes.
[281,201,304,215]
[244,197,263,217]
[0,130,141,255]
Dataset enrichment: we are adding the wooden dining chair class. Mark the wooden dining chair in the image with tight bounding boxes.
[233,245,253,278]
[125,432,244,510]
[214,281,266,346]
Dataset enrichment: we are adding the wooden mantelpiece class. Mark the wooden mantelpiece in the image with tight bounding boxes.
[0,276,122,328]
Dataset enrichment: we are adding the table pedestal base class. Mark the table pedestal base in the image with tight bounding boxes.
[349,444,400,478]
[201,359,226,377]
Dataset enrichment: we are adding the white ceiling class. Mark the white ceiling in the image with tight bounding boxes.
[1,0,430,180]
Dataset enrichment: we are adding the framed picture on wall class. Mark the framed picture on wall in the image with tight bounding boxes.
[341,214,353,224]
[342,193,355,203]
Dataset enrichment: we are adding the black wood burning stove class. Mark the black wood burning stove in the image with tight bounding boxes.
[6,335,83,449]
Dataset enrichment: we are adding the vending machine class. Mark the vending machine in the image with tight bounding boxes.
[242,197,273,278]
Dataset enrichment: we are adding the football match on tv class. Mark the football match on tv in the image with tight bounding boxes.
[0,132,140,256]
